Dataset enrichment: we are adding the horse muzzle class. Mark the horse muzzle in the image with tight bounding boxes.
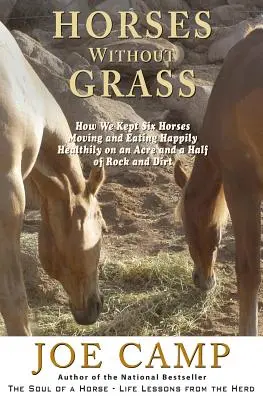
[192,269,216,291]
[70,294,104,325]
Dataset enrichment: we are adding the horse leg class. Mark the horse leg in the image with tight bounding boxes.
[0,173,31,335]
[224,179,261,336]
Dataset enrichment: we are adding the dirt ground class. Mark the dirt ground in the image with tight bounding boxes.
[99,158,263,335]
[2,75,263,336]
[19,155,263,337]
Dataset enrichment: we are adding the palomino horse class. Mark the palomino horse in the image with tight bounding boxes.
[0,22,106,335]
[174,28,263,336]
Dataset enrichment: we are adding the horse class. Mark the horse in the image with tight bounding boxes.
[0,22,106,336]
[174,28,263,336]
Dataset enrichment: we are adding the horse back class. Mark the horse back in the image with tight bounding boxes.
[0,22,72,179]
[200,28,263,186]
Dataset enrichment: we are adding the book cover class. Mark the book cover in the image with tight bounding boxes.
[0,0,262,398]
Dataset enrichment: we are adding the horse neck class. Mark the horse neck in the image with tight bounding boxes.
[31,125,86,200]
[185,156,227,227]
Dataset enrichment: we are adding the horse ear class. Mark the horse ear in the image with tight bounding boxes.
[174,160,188,188]
[86,166,105,196]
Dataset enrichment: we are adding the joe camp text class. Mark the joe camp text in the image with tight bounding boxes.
[32,342,230,375]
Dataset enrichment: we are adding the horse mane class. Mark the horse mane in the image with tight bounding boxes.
[211,186,229,228]
[175,181,229,229]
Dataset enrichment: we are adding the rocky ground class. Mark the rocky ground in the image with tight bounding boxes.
[1,0,263,336]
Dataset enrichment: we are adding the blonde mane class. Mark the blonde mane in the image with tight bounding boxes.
[175,181,229,229]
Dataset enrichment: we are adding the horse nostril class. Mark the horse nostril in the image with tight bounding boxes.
[96,296,104,314]
[192,271,200,287]
[192,271,216,291]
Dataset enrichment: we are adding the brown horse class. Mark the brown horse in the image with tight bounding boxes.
[174,28,263,336]
[0,22,106,335]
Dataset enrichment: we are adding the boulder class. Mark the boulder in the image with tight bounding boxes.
[162,0,190,10]
[86,38,184,76]
[208,16,263,63]
[227,0,263,6]
[93,0,172,37]
[141,0,160,8]
[10,0,55,20]
[92,0,173,38]
[188,0,227,8]
[143,0,190,10]
[64,51,104,94]
[31,28,54,47]
[95,0,149,17]
[185,49,208,65]
[50,1,171,49]
[11,0,90,16]
[211,5,250,26]
[152,70,215,133]
[8,0,91,28]
[0,0,17,24]
[12,30,72,78]
[177,27,220,50]
[119,0,190,11]
[49,21,112,52]
[184,64,221,83]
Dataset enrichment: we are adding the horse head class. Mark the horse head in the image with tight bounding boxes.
[38,166,106,325]
[174,160,227,292]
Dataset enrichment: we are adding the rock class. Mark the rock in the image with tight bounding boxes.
[64,52,104,94]
[89,0,106,8]
[86,38,184,76]
[175,83,213,134]
[9,0,54,23]
[12,30,72,78]
[208,16,263,63]
[65,51,94,70]
[144,0,190,10]
[63,0,91,12]
[8,0,91,28]
[142,0,160,8]
[178,27,220,50]
[227,0,263,6]
[50,21,111,52]
[211,5,250,27]
[184,64,221,83]
[159,0,190,10]
[152,72,214,133]
[188,0,227,8]
[185,49,208,65]
[12,0,89,16]
[96,0,148,13]
[95,0,149,21]
[51,2,171,49]
[31,28,54,47]
[0,0,17,24]
[93,0,170,38]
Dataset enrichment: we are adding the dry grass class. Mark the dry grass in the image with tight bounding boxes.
[18,252,227,336]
